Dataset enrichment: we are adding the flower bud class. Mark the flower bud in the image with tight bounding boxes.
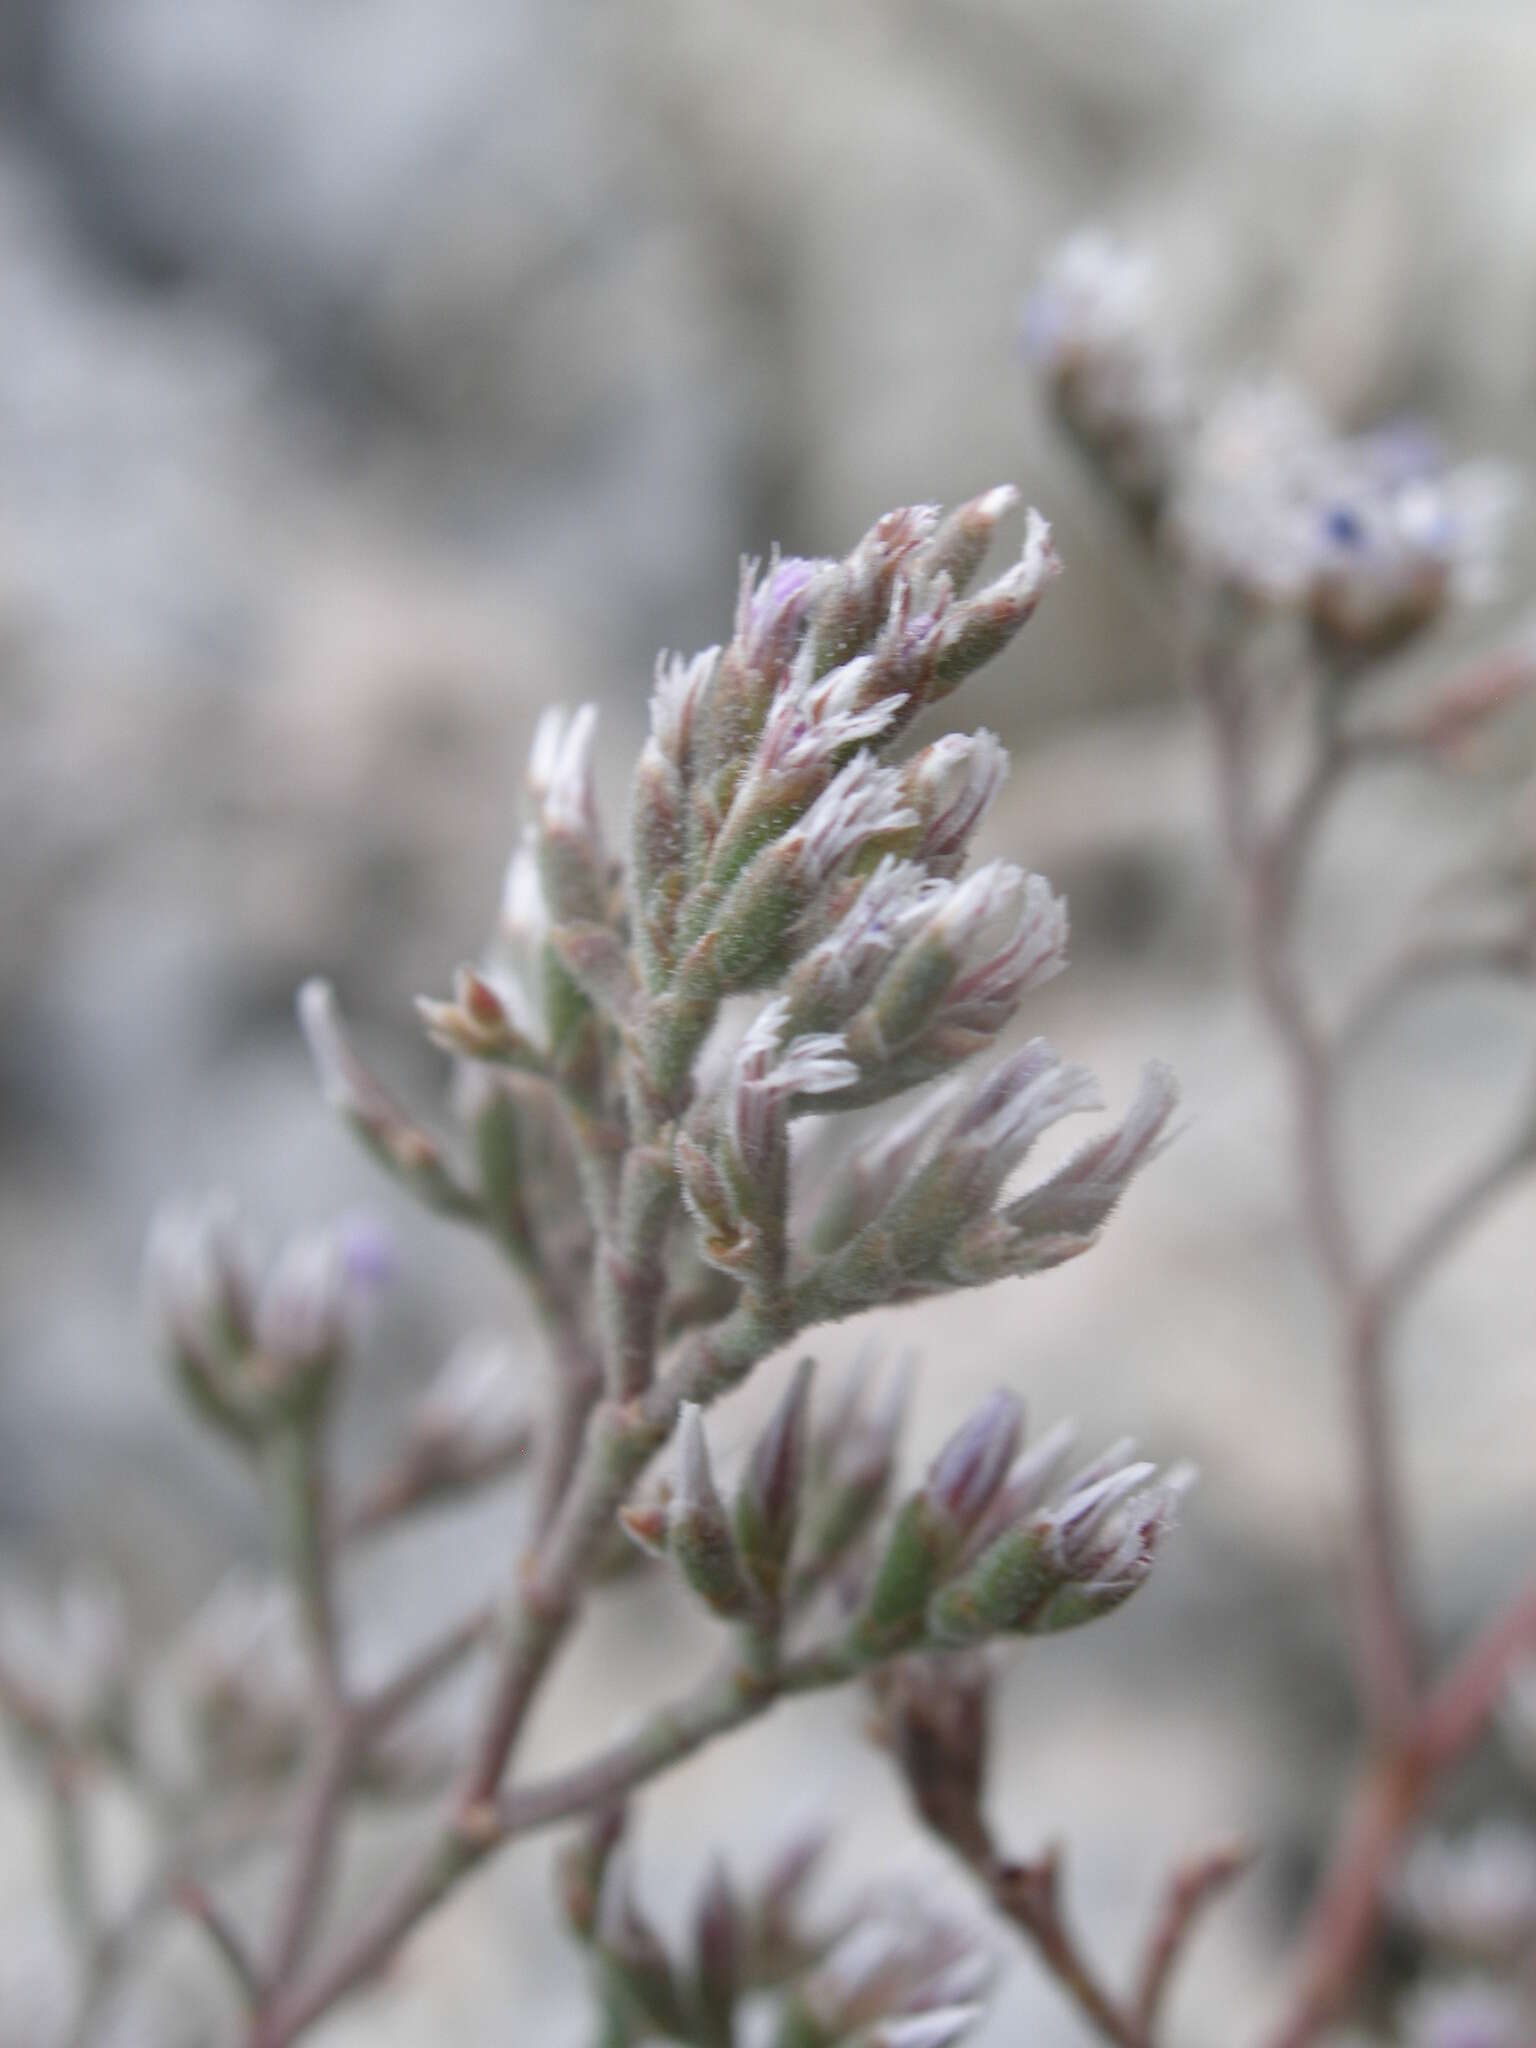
[925,1391,1024,1542]
[808,504,942,674]
[917,484,1021,597]
[925,1444,1185,1645]
[796,1356,911,1589]
[669,1406,751,1619]
[994,1059,1179,1252]
[929,509,1060,698]
[847,863,1068,1086]
[901,730,1010,877]
[146,1194,261,1444]
[693,1857,742,2047]
[855,1393,1018,1657]
[735,1357,815,1611]
[707,753,917,993]
[527,704,607,924]
[795,1900,991,2042]
[594,1853,689,2038]
[299,980,478,1216]
[253,1228,351,1404]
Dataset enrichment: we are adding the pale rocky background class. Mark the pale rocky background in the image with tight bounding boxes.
[2,2,1536,2043]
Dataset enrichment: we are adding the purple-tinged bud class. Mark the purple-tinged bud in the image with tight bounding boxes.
[299,981,479,1216]
[960,1418,1078,1563]
[735,1357,815,1609]
[999,1059,1179,1250]
[146,1195,262,1443]
[724,1000,857,1199]
[253,1229,352,1400]
[736,552,832,678]
[786,858,946,1036]
[796,1356,912,1592]
[902,730,1010,876]
[925,1391,1024,1543]
[798,1902,992,2038]
[810,504,943,672]
[777,756,917,906]
[693,1856,741,2046]
[809,1082,963,1254]
[855,863,1068,1077]
[416,964,545,1066]
[594,1854,688,2037]
[756,1822,832,1972]
[929,509,1060,697]
[926,1447,1186,1645]
[669,1406,750,1618]
[651,645,721,775]
[918,484,1022,597]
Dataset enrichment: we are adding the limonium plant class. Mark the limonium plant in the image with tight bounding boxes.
[0,488,1195,2048]
[1021,232,1536,2048]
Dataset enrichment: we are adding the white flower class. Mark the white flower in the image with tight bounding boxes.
[650,645,719,767]
[527,703,600,843]
[728,999,857,1177]
[907,729,1009,869]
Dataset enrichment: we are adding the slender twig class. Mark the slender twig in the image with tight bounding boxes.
[256,1635,857,2043]
[1197,638,1419,1732]
[1369,1104,1536,1335]
[265,1717,358,1990]
[1336,932,1533,1058]
[1132,1842,1254,2039]
[338,1423,535,1544]
[175,1878,262,2011]
[985,1848,1145,2048]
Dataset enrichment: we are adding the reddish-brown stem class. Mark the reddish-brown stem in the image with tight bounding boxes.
[337,1422,535,1543]
[987,1849,1147,2048]
[1199,647,1418,1732]
[1264,1569,1536,2048]
[1132,1843,1253,2039]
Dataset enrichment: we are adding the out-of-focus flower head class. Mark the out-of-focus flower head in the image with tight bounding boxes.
[1395,1822,1536,1964]
[1399,1975,1532,2048]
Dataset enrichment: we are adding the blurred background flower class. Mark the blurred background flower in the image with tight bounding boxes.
[4,5,1536,2044]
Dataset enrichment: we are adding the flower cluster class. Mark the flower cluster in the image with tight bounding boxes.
[563,1808,988,2048]
[0,490,1190,2048]
[1026,234,1519,653]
